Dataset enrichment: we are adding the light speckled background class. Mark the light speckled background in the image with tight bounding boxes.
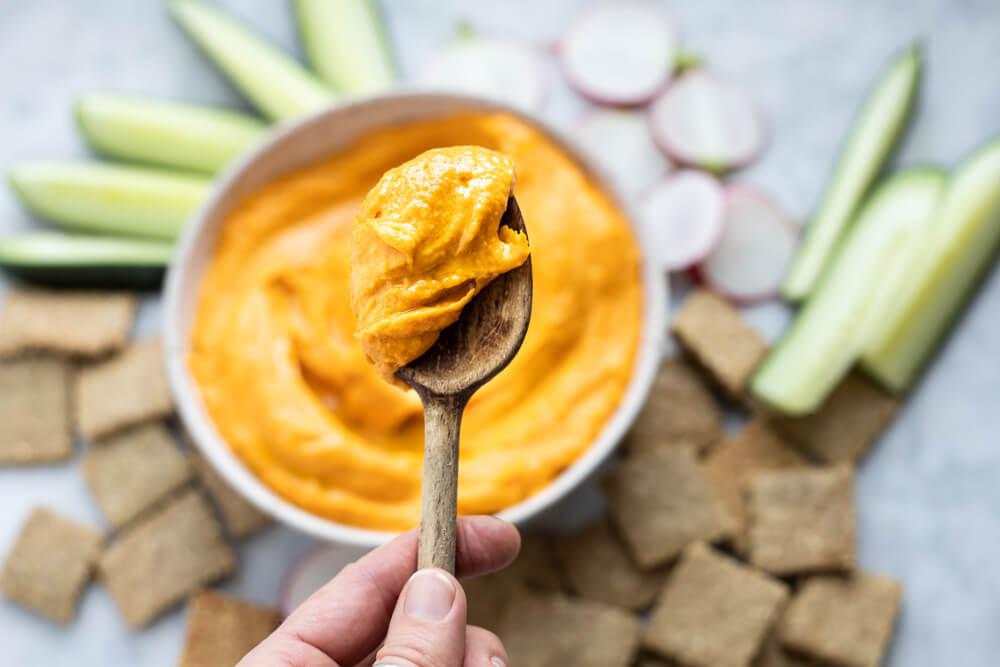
[2,1,999,665]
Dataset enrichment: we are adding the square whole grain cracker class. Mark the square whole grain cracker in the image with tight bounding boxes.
[74,337,174,440]
[0,357,73,464]
[755,635,815,667]
[552,517,666,610]
[770,372,899,463]
[178,589,281,667]
[497,590,641,667]
[636,654,681,667]
[464,572,518,631]
[99,488,236,628]
[464,533,563,631]
[623,357,724,456]
[778,572,901,667]
[746,464,855,576]
[602,447,732,569]
[504,533,564,591]
[192,452,271,539]
[700,418,811,554]
[0,289,136,358]
[0,507,102,623]
[671,289,768,397]
[83,423,193,528]
[644,543,789,667]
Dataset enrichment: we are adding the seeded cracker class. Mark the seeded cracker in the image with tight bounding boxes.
[552,517,666,610]
[83,423,193,528]
[0,357,72,464]
[192,452,271,539]
[99,488,236,628]
[624,357,724,456]
[74,337,174,440]
[497,590,641,667]
[700,418,810,554]
[0,507,102,623]
[671,289,767,397]
[644,543,789,667]
[770,372,899,463]
[0,289,136,358]
[178,590,281,667]
[746,464,855,576]
[601,447,732,569]
[779,572,901,667]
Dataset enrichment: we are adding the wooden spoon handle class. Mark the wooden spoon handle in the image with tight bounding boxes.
[417,393,468,573]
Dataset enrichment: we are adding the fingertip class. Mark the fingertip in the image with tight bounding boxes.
[455,515,521,578]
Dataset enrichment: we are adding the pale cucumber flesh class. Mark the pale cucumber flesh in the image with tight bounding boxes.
[169,0,335,121]
[295,0,396,95]
[862,137,1000,392]
[752,168,945,414]
[782,46,922,302]
[77,93,266,173]
[9,162,210,240]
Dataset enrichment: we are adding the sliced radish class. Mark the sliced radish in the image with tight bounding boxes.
[574,110,670,198]
[649,70,766,172]
[698,187,799,304]
[639,170,726,272]
[558,3,677,106]
[416,37,545,112]
[279,543,370,615]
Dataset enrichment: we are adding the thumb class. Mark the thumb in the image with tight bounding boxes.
[374,569,467,667]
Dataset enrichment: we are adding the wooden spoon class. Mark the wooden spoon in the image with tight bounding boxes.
[396,196,532,573]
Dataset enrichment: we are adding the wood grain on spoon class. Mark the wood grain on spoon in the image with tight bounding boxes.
[396,196,532,573]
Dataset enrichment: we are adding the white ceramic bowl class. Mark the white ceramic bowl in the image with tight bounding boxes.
[164,93,667,549]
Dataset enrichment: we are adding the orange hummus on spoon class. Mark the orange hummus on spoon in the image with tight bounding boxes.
[350,146,530,386]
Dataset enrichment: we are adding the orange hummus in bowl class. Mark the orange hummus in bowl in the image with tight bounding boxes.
[166,94,665,542]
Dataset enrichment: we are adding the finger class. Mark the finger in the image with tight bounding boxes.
[374,569,467,667]
[462,626,508,667]
[236,635,333,667]
[270,516,519,666]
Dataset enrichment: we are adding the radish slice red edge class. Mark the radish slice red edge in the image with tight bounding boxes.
[639,170,726,272]
[416,37,546,112]
[558,3,677,107]
[649,70,767,172]
[698,186,799,304]
[574,110,671,199]
[279,543,370,615]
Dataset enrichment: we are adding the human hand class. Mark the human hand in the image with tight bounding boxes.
[238,515,521,667]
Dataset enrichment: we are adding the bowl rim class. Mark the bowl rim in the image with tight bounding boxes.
[164,91,666,548]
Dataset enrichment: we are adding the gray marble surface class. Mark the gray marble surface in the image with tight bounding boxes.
[1,1,999,665]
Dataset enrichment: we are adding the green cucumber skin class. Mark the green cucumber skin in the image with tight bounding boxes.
[752,168,945,415]
[0,233,172,290]
[0,264,166,290]
[295,0,397,95]
[76,93,266,174]
[9,162,210,240]
[861,136,1000,392]
[781,45,923,302]
[169,0,335,121]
